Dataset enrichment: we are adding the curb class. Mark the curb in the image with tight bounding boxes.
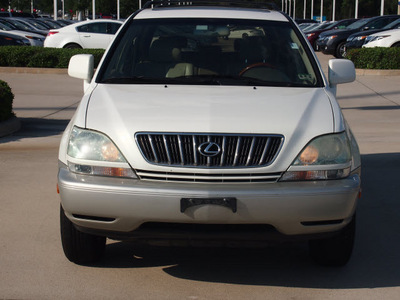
[0,67,68,74]
[0,116,21,138]
[356,69,400,76]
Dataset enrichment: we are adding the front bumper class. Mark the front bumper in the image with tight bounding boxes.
[58,166,360,239]
[317,37,340,55]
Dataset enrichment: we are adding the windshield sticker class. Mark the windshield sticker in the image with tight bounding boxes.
[298,74,313,81]
[290,43,299,49]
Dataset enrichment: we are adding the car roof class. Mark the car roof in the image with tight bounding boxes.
[134,1,289,22]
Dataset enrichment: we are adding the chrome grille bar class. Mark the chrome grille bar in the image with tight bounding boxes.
[246,137,256,166]
[136,133,283,168]
[163,135,172,165]
[148,134,159,163]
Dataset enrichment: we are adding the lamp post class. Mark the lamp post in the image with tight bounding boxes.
[311,0,314,20]
[355,0,358,19]
[53,0,57,20]
[293,0,296,19]
[320,0,323,22]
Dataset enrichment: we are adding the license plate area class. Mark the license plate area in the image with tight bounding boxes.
[180,197,237,213]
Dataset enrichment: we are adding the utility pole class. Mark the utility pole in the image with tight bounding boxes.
[53,0,57,20]
[355,0,358,19]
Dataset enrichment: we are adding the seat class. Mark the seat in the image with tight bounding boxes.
[135,37,194,78]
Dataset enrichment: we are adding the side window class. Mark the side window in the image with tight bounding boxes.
[77,23,108,34]
[108,23,122,34]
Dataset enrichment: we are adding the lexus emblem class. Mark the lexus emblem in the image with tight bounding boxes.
[198,142,221,157]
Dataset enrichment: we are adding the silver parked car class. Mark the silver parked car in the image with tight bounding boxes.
[58,1,361,266]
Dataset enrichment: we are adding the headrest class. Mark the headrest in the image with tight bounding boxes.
[149,37,186,62]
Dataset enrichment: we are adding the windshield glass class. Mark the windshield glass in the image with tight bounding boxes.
[346,18,371,29]
[98,18,321,87]
[383,18,400,29]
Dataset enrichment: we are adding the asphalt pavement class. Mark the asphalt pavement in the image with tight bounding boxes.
[0,53,399,299]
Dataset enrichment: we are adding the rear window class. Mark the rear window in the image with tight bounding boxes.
[98,18,322,87]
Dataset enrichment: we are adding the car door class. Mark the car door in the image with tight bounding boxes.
[77,22,120,49]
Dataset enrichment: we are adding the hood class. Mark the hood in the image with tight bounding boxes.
[320,28,357,37]
[349,29,382,38]
[85,84,336,171]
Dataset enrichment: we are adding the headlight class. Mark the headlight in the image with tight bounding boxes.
[366,35,390,44]
[327,35,337,41]
[280,132,351,181]
[67,126,136,178]
[355,36,367,41]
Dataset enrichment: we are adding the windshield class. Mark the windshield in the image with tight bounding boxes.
[383,18,400,29]
[346,18,371,29]
[0,21,13,31]
[98,18,321,87]
[5,19,32,31]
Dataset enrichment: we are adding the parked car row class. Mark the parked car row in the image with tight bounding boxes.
[313,15,400,58]
[0,16,123,49]
[0,18,45,46]
[302,19,358,50]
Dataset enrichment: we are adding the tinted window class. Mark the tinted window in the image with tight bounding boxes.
[99,18,322,88]
[77,22,121,34]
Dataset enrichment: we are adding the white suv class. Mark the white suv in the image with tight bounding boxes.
[58,1,361,266]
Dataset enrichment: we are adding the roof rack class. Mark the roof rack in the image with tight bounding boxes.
[142,0,280,11]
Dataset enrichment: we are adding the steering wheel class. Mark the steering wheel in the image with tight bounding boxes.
[239,62,276,77]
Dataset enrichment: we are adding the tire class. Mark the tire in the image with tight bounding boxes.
[309,214,356,267]
[60,205,106,265]
[335,41,346,58]
[64,43,82,49]
[391,42,400,47]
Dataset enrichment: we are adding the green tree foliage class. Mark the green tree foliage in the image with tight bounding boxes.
[0,80,14,122]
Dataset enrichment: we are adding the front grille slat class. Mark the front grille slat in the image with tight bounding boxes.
[148,135,159,163]
[163,135,172,165]
[135,169,283,183]
[136,133,283,168]
[246,137,257,166]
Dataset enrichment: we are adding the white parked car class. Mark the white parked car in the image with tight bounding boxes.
[44,19,123,49]
[58,1,361,266]
[363,28,400,48]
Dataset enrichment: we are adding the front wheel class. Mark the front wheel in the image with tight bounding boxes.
[309,214,356,267]
[60,205,106,265]
[335,42,347,58]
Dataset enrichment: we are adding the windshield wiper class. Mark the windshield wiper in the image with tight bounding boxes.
[100,75,310,87]
[100,76,170,84]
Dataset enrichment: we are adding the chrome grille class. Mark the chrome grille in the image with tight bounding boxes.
[135,133,283,168]
[135,169,282,183]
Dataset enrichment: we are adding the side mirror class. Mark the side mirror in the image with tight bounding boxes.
[68,54,94,91]
[328,59,356,87]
